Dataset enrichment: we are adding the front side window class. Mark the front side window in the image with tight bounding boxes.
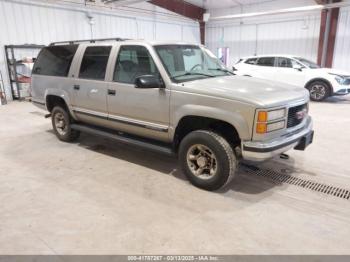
[257,57,275,67]
[114,45,159,84]
[277,57,302,68]
[155,45,232,83]
[33,45,78,77]
[293,57,320,69]
[79,46,111,80]
[276,57,293,68]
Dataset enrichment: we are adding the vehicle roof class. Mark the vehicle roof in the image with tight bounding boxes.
[49,39,202,47]
[242,54,301,60]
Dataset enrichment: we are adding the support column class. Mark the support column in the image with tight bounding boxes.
[317,3,340,67]
[149,0,206,44]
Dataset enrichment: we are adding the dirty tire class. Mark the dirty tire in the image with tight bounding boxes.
[179,130,237,191]
[306,81,331,101]
[51,106,80,142]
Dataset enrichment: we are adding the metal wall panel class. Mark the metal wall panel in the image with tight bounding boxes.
[206,14,321,68]
[0,0,200,100]
[333,6,350,72]
[155,23,182,41]
[257,16,320,61]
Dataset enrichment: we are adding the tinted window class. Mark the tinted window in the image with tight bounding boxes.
[114,45,159,84]
[257,57,275,67]
[294,57,320,69]
[277,57,293,68]
[32,45,78,76]
[245,58,257,65]
[79,46,111,80]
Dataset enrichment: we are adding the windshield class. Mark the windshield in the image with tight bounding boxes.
[294,57,320,69]
[154,45,233,83]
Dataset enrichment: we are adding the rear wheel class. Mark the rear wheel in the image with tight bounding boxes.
[306,81,331,101]
[51,106,80,142]
[179,130,237,191]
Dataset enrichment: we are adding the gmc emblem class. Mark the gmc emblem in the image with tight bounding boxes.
[296,109,307,120]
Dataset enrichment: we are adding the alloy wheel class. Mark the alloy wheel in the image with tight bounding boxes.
[186,144,218,180]
[54,112,68,136]
[310,84,326,100]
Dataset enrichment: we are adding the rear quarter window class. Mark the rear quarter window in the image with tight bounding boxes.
[32,45,78,77]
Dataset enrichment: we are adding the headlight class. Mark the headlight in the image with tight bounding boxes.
[257,108,285,122]
[256,108,286,134]
[267,120,285,132]
[256,120,285,134]
[329,73,349,85]
[335,75,346,85]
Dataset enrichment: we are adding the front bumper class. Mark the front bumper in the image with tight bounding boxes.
[242,117,313,162]
[334,88,350,96]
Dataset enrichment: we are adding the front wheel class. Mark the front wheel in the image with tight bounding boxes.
[306,81,331,101]
[179,130,237,191]
[51,106,80,142]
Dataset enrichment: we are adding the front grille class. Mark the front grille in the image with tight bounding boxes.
[287,103,307,128]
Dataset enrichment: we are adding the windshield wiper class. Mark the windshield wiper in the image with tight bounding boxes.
[208,68,235,75]
[171,72,214,79]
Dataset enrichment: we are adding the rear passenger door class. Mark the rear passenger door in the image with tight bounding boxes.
[71,45,111,125]
[253,57,276,80]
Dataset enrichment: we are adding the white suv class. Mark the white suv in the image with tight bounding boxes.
[233,55,350,101]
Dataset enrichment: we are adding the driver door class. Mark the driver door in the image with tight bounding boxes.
[274,57,306,87]
[106,45,170,141]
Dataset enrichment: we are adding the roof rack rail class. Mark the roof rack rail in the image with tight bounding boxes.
[49,37,130,46]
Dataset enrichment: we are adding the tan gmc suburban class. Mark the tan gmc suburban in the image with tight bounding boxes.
[31,38,314,191]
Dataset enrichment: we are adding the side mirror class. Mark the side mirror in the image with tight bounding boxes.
[293,65,303,71]
[135,75,164,89]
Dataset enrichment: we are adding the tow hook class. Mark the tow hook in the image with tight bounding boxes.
[280,153,289,160]
[45,113,51,118]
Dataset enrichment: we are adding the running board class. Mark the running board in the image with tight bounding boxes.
[71,123,175,156]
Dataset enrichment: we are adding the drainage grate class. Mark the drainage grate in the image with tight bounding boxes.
[241,163,350,200]
[30,111,46,116]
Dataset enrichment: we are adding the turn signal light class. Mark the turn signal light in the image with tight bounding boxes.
[256,123,267,134]
[257,111,268,122]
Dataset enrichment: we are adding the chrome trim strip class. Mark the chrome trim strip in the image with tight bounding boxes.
[72,107,108,119]
[108,114,168,132]
[72,107,168,132]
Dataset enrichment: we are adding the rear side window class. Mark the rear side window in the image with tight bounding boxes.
[244,58,257,65]
[32,45,78,77]
[257,57,275,67]
[79,46,111,80]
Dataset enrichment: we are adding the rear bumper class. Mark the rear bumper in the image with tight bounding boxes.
[242,117,313,162]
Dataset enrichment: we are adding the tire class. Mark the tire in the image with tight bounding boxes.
[306,81,331,101]
[178,130,237,191]
[51,106,80,142]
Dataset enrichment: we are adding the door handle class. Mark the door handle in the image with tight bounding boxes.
[73,84,80,90]
[108,89,116,96]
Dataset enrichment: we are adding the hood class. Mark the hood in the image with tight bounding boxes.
[178,75,309,107]
[313,68,350,77]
